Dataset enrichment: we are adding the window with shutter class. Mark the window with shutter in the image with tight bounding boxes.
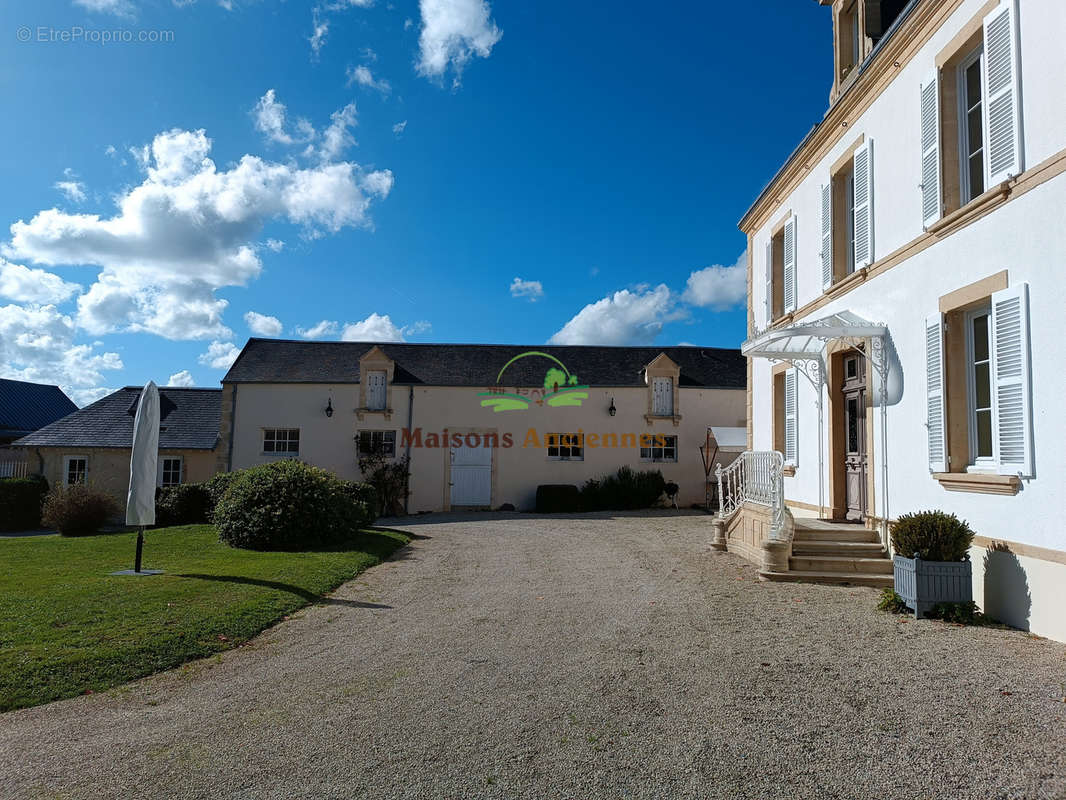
[925,314,947,472]
[852,139,874,270]
[920,70,942,228]
[784,368,798,465]
[764,241,773,325]
[982,1,1022,186]
[989,284,1032,476]
[652,377,673,416]
[820,183,833,290]
[367,370,387,410]
[783,216,797,313]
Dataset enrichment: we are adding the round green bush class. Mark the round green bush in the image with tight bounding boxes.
[203,471,239,521]
[41,484,118,537]
[890,510,975,562]
[214,461,374,550]
[0,474,50,531]
[155,483,212,527]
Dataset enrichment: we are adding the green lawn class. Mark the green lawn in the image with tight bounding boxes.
[0,524,409,712]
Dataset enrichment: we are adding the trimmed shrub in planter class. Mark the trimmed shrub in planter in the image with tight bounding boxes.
[579,467,666,511]
[536,484,581,513]
[41,485,118,537]
[891,510,975,619]
[155,483,212,527]
[0,474,50,531]
[214,460,371,550]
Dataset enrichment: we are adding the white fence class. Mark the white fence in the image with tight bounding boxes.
[0,460,30,479]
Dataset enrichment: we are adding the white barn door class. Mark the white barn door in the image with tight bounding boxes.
[450,440,493,507]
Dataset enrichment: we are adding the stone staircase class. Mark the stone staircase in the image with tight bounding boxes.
[763,518,893,587]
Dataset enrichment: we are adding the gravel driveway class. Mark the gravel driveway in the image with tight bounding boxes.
[2,512,1064,799]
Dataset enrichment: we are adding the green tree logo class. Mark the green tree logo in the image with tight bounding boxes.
[477,352,588,412]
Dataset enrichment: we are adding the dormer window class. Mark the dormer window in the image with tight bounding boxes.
[840,1,860,80]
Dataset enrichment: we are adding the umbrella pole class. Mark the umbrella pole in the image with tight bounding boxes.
[134,527,144,573]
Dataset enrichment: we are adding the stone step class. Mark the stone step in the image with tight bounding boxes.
[761,570,895,588]
[792,528,881,543]
[788,556,894,574]
[790,540,887,557]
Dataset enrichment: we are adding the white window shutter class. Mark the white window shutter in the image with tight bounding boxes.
[990,284,1032,477]
[367,370,387,410]
[983,1,1023,186]
[925,314,947,472]
[784,368,798,465]
[764,240,773,325]
[852,139,874,270]
[783,215,797,313]
[920,69,942,228]
[820,182,833,290]
[652,377,673,415]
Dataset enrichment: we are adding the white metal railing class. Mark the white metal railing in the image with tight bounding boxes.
[715,450,786,541]
[0,460,30,479]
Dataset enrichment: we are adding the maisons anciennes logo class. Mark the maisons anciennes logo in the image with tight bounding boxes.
[477,351,589,412]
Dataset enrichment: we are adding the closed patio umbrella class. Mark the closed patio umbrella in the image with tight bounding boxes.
[122,381,161,575]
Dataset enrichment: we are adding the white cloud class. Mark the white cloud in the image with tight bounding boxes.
[0,303,122,402]
[198,340,241,370]
[104,145,118,158]
[392,120,408,136]
[297,319,340,339]
[55,180,87,204]
[509,276,543,302]
[167,369,195,387]
[244,310,283,337]
[347,65,391,95]
[264,238,285,252]
[299,313,429,342]
[417,0,502,85]
[254,90,358,163]
[253,89,314,146]
[317,103,359,163]
[0,259,80,304]
[309,14,330,57]
[5,125,393,342]
[341,312,406,341]
[682,251,748,311]
[549,285,684,346]
[73,0,135,15]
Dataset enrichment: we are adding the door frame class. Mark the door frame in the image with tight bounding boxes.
[442,428,498,511]
[827,342,877,522]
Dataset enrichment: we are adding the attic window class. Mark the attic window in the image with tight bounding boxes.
[839,1,860,80]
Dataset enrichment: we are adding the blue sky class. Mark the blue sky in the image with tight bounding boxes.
[0,0,831,403]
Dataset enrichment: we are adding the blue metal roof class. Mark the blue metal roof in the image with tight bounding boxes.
[0,379,78,438]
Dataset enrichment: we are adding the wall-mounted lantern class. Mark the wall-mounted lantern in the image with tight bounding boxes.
[608,397,617,417]
[325,398,334,418]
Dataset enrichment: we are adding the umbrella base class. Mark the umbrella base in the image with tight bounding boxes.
[110,569,164,576]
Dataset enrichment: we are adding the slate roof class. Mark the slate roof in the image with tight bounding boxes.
[0,379,79,439]
[223,340,747,390]
[14,387,221,450]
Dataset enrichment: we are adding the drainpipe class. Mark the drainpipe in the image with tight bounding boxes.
[403,385,414,514]
[225,383,238,472]
[34,447,44,475]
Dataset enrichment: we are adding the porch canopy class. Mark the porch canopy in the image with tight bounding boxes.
[739,310,890,534]
[740,311,886,362]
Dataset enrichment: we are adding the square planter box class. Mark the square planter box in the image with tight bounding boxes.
[893,554,973,619]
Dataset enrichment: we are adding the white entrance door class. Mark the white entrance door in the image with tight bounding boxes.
[450,440,492,507]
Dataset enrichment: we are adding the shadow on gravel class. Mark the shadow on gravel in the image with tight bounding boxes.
[175,574,392,609]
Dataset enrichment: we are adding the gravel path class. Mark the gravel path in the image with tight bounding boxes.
[2,511,1065,799]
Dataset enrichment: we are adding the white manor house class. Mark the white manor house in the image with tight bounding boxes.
[717,0,1066,641]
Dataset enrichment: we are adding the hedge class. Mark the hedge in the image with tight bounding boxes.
[0,474,50,531]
